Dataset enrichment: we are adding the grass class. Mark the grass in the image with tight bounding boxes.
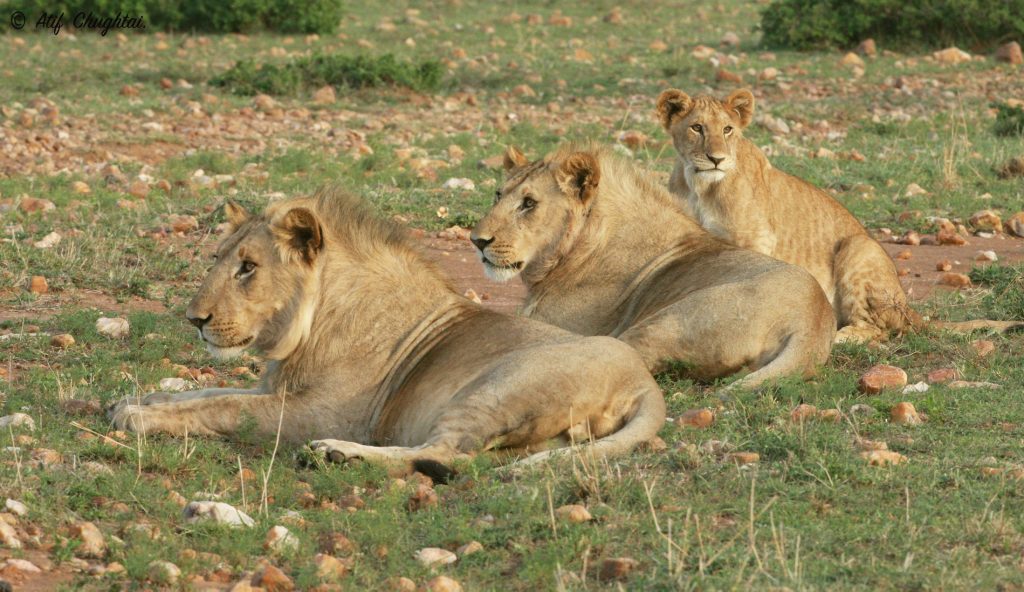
[1,0,1023,589]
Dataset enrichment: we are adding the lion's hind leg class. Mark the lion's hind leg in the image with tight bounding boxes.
[833,234,912,343]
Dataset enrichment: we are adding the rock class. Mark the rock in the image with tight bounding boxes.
[599,557,640,582]
[4,500,26,517]
[858,365,907,394]
[95,317,129,339]
[414,547,457,567]
[50,333,75,349]
[0,414,34,431]
[407,483,438,512]
[790,403,818,422]
[425,575,463,592]
[169,214,199,233]
[0,521,21,549]
[936,229,967,246]
[691,45,715,60]
[555,504,592,523]
[314,554,347,581]
[758,67,778,81]
[31,448,62,466]
[148,560,181,584]
[313,85,336,105]
[998,157,1024,180]
[676,408,714,428]
[71,181,91,194]
[254,94,277,112]
[456,540,483,556]
[937,272,971,288]
[904,183,928,197]
[19,196,55,213]
[265,525,299,553]
[890,402,922,425]
[158,377,189,392]
[861,450,907,466]
[512,84,536,97]
[1005,212,1024,237]
[757,114,790,135]
[894,250,912,260]
[120,84,139,97]
[603,7,623,24]
[926,368,959,384]
[388,576,417,591]
[901,381,928,394]
[254,565,294,592]
[975,250,997,262]
[715,69,743,83]
[649,40,668,52]
[616,130,648,149]
[319,532,355,555]
[442,178,475,191]
[935,260,952,272]
[995,41,1023,64]
[818,409,842,422]
[182,501,254,527]
[63,399,101,416]
[933,46,971,64]
[3,558,40,574]
[854,437,888,451]
[849,403,876,416]
[725,452,760,465]
[720,32,740,47]
[70,522,106,557]
[971,339,995,358]
[969,210,1002,232]
[948,380,1001,389]
[33,231,62,249]
[27,275,48,294]
[857,38,877,56]
[840,52,864,68]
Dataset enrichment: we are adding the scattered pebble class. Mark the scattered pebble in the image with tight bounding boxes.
[555,504,592,523]
[182,501,254,528]
[861,450,907,466]
[253,564,294,592]
[442,178,475,191]
[314,553,347,581]
[33,231,62,249]
[901,381,929,394]
[599,557,640,582]
[425,575,463,592]
[415,547,457,567]
[264,525,299,553]
[70,521,106,557]
[158,377,189,392]
[676,408,714,428]
[858,365,907,394]
[926,368,959,384]
[95,317,130,339]
[890,402,923,425]
[148,560,181,584]
[50,334,75,349]
[937,273,971,288]
[0,414,35,431]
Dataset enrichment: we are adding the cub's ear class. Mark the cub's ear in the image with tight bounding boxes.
[223,199,251,229]
[555,152,601,202]
[503,146,529,171]
[725,89,755,128]
[656,89,693,129]
[273,207,323,265]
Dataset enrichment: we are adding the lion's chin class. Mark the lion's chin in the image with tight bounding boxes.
[482,259,524,283]
[205,343,247,360]
[695,169,727,182]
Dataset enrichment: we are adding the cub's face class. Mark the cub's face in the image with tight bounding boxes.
[186,202,322,359]
[470,148,599,282]
[656,88,755,184]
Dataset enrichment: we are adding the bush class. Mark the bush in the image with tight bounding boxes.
[212,53,444,95]
[993,102,1024,137]
[760,0,1024,51]
[6,0,343,34]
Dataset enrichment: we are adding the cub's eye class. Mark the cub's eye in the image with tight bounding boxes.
[521,196,537,210]
[238,261,257,277]
[724,125,734,134]
[690,124,703,134]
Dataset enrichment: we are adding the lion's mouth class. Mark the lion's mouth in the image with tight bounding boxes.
[204,335,254,349]
[482,257,523,271]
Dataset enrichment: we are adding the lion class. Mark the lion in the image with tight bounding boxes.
[470,144,836,388]
[108,187,665,470]
[656,88,1023,342]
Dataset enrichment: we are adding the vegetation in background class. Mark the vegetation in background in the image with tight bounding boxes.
[213,53,444,95]
[760,0,1024,50]
[993,102,1024,137]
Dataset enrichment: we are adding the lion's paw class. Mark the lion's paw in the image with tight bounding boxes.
[309,439,364,464]
[109,404,148,432]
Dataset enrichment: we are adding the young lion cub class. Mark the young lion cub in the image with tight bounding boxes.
[656,88,910,343]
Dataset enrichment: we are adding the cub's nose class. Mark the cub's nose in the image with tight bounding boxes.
[470,236,494,252]
[188,314,212,329]
[707,154,724,166]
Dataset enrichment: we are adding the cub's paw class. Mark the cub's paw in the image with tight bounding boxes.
[109,404,148,432]
[309,439,364,464]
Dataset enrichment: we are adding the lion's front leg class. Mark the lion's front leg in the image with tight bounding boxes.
[139,387,262,405]
[109,392,284,438]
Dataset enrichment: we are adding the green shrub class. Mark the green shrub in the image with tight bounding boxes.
[760,0,1024,50]
[968,265,1024,320]
[6,0,343,34]
[993,102,1024,137]
[212,53,444,95]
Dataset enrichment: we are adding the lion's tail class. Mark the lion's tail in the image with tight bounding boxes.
[516,379,666,466]
[929,319,1024,334]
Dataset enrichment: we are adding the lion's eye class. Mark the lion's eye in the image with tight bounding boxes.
[521,196,536,210]
[691,124,703,134]
[724,125,733,134]
[237,261,257,277]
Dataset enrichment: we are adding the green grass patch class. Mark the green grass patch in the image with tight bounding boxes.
[969,264,1024,320]
[993,102,1024,137]
[212,53,444,96]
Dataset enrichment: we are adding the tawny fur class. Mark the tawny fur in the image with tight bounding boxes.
[657,88,1022,342]
[471,144,835,388]
[108,187,665,469]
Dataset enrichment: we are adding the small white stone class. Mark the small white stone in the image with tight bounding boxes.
[901,381,929,394]
[158,377,189,392]
[264,525,300,552]
[442,178,476,191]
[95,317,129,339]
[4,499,27,516]
[33,231,62,249]
[182,501,254,527]
[415,547,458,567]
[0,413,35,431]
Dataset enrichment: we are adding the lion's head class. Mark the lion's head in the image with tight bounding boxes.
[470,146,600,282]
[656,88,754,184]
[185,199,323,360]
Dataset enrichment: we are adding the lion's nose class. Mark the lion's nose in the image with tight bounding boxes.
[707,154,724,166]
[470,236,494,252]
[188,314,212,329]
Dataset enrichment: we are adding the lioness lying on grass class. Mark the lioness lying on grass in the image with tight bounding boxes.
[109,187,665,469]
[470,144,835,388]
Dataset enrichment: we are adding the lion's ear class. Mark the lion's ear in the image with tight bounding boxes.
[555,152,600,202]
[224,199,251,229]
[725,89,755,128]
[503,146,529,171]
[656,89,693,129]
[273,207,323,265]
